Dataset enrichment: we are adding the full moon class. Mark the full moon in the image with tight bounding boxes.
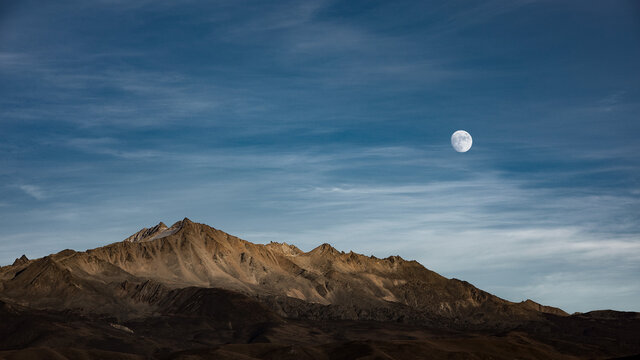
[451,130,472,152]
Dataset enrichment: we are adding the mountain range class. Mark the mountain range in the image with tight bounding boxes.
[1,218,638,359]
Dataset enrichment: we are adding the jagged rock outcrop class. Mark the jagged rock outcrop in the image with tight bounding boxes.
[11,255,29,267]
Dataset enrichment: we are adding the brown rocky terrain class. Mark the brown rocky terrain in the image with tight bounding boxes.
[0,218,638,359]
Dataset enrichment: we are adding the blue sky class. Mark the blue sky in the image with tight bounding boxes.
[1,0,639,313]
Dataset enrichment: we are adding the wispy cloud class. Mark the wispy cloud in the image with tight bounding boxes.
[229,0,326,34]
[0,52,33,68]
[596,91,627,112]
[18,185,46,200]
[423,0,537,38]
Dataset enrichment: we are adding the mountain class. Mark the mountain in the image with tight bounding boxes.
[0,218,563,323]
[0,218,638,359]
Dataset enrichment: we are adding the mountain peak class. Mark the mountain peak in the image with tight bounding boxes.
[520,299,568,316]
[123,218,202,244]
[384,255,405,264]
[265,242,303,256]
[124,221,172,243]
[310,243,339,256]
[11,255,29,267]
[169,217,195,229]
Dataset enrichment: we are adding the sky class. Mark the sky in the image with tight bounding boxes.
[1,0,639,313]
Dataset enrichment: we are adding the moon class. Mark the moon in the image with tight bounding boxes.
[451,130,472,152]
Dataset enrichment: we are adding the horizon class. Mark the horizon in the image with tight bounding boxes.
[1,0,639,314]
